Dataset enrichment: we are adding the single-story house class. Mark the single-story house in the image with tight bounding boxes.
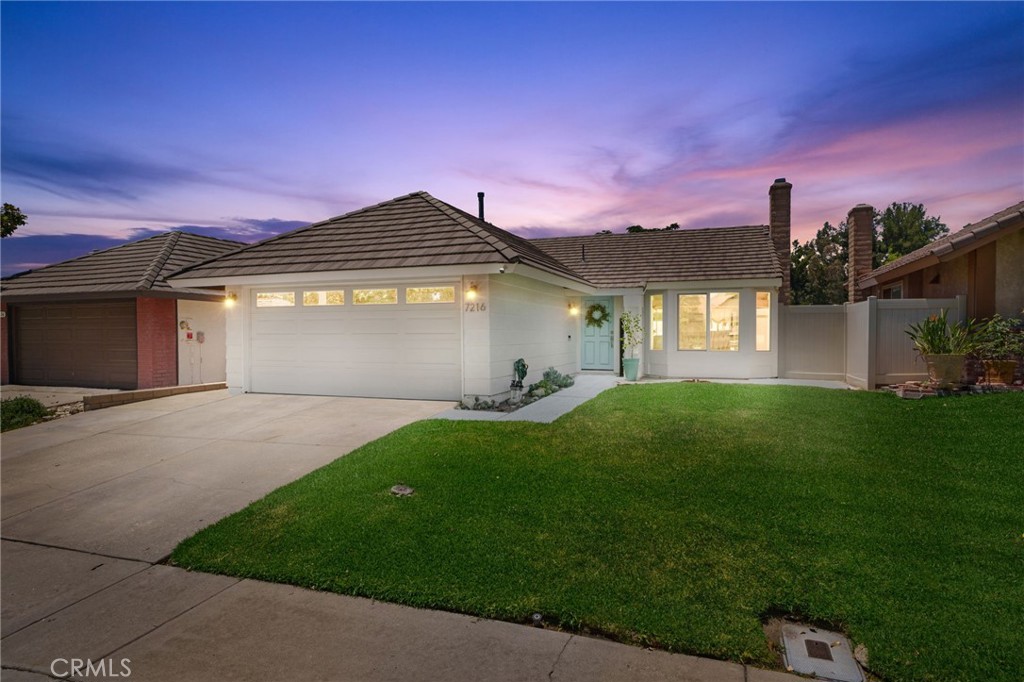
[1,231,242,389]
[168,180,794,401]
[849,200,1024,316]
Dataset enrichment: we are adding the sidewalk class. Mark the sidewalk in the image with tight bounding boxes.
[1,541,799,682]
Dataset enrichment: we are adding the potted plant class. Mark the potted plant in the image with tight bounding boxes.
[974,314,1024,384]
[905,309,979,388]
[620,310,644,381]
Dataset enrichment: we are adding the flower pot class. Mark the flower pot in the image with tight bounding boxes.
[982,359,1018,385]
[923,354,965,387]
[623,358,640,381]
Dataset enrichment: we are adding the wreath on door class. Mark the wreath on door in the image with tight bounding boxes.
[584,302,610,328]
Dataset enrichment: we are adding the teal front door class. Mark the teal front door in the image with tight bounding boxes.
[581,297,615,370]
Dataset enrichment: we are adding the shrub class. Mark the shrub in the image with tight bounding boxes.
[906,308,980,356]
[541,367,575,389]
[975,314,1024,361]
[620,310,644,359]
[1,396,50,432]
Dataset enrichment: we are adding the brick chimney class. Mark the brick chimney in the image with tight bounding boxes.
[847,204,875,303]
[768,178,793,304]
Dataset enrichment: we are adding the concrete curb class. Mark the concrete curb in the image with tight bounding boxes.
[84,382,227,411]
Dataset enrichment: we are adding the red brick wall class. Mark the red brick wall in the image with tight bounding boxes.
[1,301,9,385]
[769,179,793,304]
[848,204,875,303]
[136,297,178,389]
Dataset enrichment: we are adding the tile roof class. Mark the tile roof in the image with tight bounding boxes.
[530,226,782,288]
[171,191,588,284]
[1,231,244,298]
[862,200,1024,286]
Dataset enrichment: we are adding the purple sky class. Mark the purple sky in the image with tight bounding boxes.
[2,2,1022,276]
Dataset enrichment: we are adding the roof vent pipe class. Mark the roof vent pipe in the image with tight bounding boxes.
[477,192,485,221]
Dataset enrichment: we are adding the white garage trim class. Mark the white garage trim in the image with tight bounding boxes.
[246,282,462,400]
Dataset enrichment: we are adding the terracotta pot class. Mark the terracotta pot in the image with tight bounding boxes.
[982,359,1018,385]
[923,354,965,387]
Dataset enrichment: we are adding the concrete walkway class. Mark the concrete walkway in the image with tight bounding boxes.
[433,374,620,423]
[1,389,802,682]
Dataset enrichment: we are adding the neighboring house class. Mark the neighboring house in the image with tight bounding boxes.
[1,231,243,389]
[849,200,1024,317]
[168,181,794,401]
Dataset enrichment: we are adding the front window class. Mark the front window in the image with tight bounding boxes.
[650,295,664,350]
[677,292,742,351]
[677,294,707,350]
[708,292,739,351]
[756,291,771,352]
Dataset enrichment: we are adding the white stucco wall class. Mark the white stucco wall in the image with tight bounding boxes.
[219,274,785,399]
[645,287,779,379]
[176,299,228,385]
[461,275,492,397]
[478,273,578,398]
[224,286,247,394]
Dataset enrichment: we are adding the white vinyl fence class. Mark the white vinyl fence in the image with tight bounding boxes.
[781,296,966,389]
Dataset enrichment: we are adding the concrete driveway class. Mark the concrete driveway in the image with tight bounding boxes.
[1,390,798,682]
[2,390,450,563]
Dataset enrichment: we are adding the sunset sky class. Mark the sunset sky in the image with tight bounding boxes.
[2,1,1022,276]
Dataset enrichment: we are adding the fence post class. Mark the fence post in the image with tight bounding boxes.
[842,302,849,379]
[955,294,967,322]
[778,304,786,377]
[867,296,878,389]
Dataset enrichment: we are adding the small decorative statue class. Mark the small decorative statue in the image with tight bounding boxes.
[510,358,528,402]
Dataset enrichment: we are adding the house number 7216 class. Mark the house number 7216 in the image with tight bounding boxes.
[465,302,487,312]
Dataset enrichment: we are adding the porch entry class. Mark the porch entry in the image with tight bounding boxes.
[581,296,615,370]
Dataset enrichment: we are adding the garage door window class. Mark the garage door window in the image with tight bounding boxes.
[303,290,345,306]
[353,288,398,305]
[406,286,455,304]
[256,292,295,307]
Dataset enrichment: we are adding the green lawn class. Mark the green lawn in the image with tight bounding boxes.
[172,384,1024,682]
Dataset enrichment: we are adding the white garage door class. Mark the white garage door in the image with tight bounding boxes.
[249,284,461,400]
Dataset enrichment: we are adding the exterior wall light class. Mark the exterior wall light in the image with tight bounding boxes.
[224,292,237,308]
[568,303,579,316]
[466,283,478,301]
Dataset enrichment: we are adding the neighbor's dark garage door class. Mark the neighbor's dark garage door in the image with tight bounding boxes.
[12,301,138,389]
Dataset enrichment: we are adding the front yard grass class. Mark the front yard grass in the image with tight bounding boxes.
[172,384,1024,682]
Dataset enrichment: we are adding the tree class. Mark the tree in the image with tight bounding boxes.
[790,201,948,304]
[790,221,849,305]
[875,202,947,265]
[625,223,680,233]
[2,203,27,238]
